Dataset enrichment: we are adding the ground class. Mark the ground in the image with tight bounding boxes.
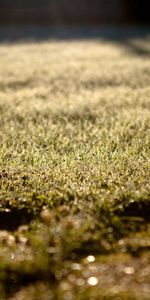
[0,26,150,299]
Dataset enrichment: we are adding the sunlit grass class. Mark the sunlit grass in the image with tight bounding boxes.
[0,29,150,299]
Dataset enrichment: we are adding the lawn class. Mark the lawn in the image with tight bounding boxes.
[0,26,150,299]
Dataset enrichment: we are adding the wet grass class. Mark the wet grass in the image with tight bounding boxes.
[0,27,150,299]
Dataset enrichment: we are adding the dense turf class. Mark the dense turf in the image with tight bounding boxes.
[0,27,150,299]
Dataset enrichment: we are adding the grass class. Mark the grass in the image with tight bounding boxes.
[0,26,150,299]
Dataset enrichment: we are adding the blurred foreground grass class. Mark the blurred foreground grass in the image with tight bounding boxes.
[0,27,150,299]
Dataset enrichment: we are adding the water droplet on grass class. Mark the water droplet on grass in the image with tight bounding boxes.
[86,255,95,263]
[71,263,82,271]
[76,277,85,286]
[87,276,98,286]
[123,267,135,275]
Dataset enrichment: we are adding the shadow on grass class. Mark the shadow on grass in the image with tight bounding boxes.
[117,200,150,221]
[0,208,34,231]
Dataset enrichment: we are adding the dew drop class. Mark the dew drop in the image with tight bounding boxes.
[76,277,85,286]
[71,263,82,271]
[123,267,135,275]
[86,255,95,263]
[87,276,98,286]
